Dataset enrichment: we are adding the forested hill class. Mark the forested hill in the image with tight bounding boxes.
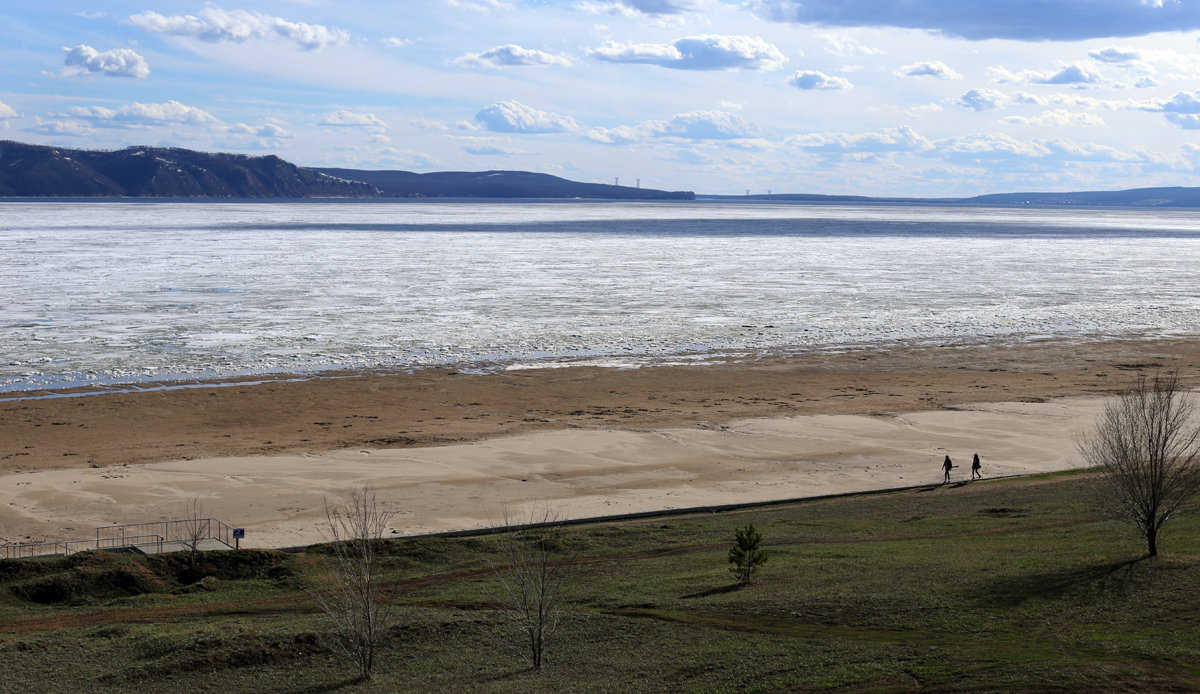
[0,141,695,199]
[0,141,375,198]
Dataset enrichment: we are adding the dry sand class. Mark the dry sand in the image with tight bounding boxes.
[3,337,1199,549]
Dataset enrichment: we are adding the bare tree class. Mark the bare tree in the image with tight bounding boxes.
[489,505,566,671]
[1077,371,1200,557]
[180,497,208,572]
[312,484,395,681]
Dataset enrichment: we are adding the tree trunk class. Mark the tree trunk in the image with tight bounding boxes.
[1147,527,1158,557]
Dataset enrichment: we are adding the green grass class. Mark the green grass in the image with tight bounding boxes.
[3,472,1200,692]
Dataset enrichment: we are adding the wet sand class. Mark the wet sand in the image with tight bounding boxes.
[2,337,1198,547]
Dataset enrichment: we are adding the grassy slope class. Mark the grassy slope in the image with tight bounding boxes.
[3,472,1200,693]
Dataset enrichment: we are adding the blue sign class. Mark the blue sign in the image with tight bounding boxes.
[232,528,245,539]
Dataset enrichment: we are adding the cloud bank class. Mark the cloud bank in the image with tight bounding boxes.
[749,0,1200,41]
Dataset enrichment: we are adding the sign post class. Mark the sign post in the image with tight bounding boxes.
[232,528,245,550]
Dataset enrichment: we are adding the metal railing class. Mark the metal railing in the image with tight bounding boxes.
[1,518,234,559]
[94,517,234,549]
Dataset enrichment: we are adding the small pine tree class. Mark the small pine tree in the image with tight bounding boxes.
[728,523,768,584]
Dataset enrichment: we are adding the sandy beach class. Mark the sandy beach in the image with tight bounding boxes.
[3,337,1199,548]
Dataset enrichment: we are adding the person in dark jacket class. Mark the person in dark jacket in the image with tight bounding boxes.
[943,455,953,483]
[971,453,982,480]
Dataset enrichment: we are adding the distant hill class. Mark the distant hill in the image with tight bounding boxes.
[314,167,695,200]
[962,187,1200,207]
[5,140,1199,205]
[0,141,375,198]
[703,186,1200,208]
[0,141,695,200]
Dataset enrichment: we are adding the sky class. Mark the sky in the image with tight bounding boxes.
[3,1,1200,196]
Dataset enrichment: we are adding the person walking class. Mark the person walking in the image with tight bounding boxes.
[971,453,982,480]
[943,455,953,483]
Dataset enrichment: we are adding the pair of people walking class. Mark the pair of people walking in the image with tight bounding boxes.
[943,453,982,482]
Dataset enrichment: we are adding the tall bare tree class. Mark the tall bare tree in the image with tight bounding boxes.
[489,505,565,671]
[312,484,394,681]
[1077,371,1200,557]
[180,497,208,571]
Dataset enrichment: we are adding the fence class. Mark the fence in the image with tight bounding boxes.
[1,518,234,559]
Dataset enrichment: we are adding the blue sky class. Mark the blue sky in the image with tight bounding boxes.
[3,1,1200,196]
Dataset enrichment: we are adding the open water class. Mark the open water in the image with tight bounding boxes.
[3,199,1199,393]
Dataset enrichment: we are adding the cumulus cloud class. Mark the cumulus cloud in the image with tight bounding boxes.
[957,88,1009,111]
[455,44,572,68]
[61,45,149,78]
[787,70,852,90]
[1089,45,1143,64]
[129,7,348,51]
[1167,114,1200,129]
[382,37,413,48]
[991,63,1102,86]
[896,60,960,79]
[67,100,219,127]
[1158,90,1200,113]
[318,110,387,129]
[475,101,581,133]
[591,35,786,71]
[747,0,1200,41]
[28,119,94,136]
[1001,109,1105,127]
[1137,90,1200,128]
[0,101,17,119]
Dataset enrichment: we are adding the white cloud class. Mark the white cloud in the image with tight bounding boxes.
[895,60,960,80]
[382,37,412,48]
[129,8,348,51]
[443,0,512,13]
[475,101,581,133]
[61,45,150,78]
[455,44,573,68]
[957,88,1009,111]
[575,0,707,15]
[788,126,932,154]
[0,101,17,119]
[821,32,883,57]
[1001,109,1105,127]
[991,63,1102,86]
[591,35,786,71]
[648,110,759,139]
[455,136,528,155]
[939,133,1052,160]
[67,100,219,127]
[318,110,387,129]
[787,69,852,90]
